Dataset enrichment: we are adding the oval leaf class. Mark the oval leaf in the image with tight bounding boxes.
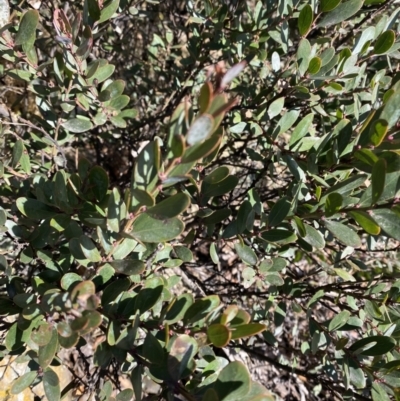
[109,259,145,275]
[207,324,231,347]
[235,243,258,266]
[318,0,363,27]
[15,10,39,46]
[268,198,291,227]
[371,209,400,240]
[298,4,313,36]
[187,114,215,146]
[371,158,387,204]
[43,369,60,401]
[62,117,93,133]
[11,371,38,394]
[373,30,395,55]
[323,220,361,247]
[349,336,395,356]
[130,214,184,243]
[230,323,267,340]
[348,211,381,235]
[146,193,190,219]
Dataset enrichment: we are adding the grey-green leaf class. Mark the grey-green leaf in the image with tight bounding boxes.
[43,369,60,401]
[371,209,400,240]
[298,4,313,36]
[234,243,258,266]
[62,117,93,133]
[318,0,363,27]
[130,214,184,243]
[186,114,215,146]
[15,10,39,47]
[323,220,361,247]
[11,371,38,394]
[373,30,396,55]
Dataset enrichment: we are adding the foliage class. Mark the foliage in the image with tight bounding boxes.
[1,0,400,400]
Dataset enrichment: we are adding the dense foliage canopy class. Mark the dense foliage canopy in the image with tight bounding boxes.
[1,0,400,400]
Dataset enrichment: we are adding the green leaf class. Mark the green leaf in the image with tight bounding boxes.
[268,198,291,227]
[109,259,145,275]
[131,188,155,208]
[210,242,219,264]
[5,322,29,351]
[31,323,53,346]
[371,209,400,240]
[88,62,115,84]
[298,4,313,36]
[263,273,284,286]
[10,371,38,394]
[373,30,396,55]
[88,166,109,202]
[371,158,387,204]
[99,0,120,23]
[202,389,219,401]
[184,295,220,324]
[213,361,251,401]
[102,79,125,98]
[202,175,239,198]
[146,193,190,219]
[38,327,58,368]
[230,323,267,340]
[370,119,388,146]
[234,243,258,265]
[308,57,322,74]
[323,220,361,247]
[174,246,193,262]
[378,91,400,131]
[62,117,93,133]
[321,0,341,12]
[116,389,134,401]
[328,310,351,332]
[267,97,284,120]
[131,365,142,401]
[187,114,215,146]
[168,334,198,380]
[133,141,160,192]
[348,357,365,389]
[142,333,164,365]
[325,193,343,217]
[220,305,239,325]
[130,213,184,243]
[43,369,60,401]
[318,0,363,27]
[12,139,24,167]
[199,82,213,113]
[15,10,39,48]
[260,229,297,245]
[203,208,232,225]
[181,132,222,163]
[349,336,395,356]
[348,211,381,235]
[289,113,314,147]
[134,277,163,314]
[165,294,194,324]
[16,197,58,220]
[79,235,102,262]
[207,324,231,347]
[334,268,356,282]
[108,94,130,110]
[371,383,391,401]
[297,38,312,76]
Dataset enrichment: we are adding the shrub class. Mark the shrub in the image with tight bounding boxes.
[1,0,400,400]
